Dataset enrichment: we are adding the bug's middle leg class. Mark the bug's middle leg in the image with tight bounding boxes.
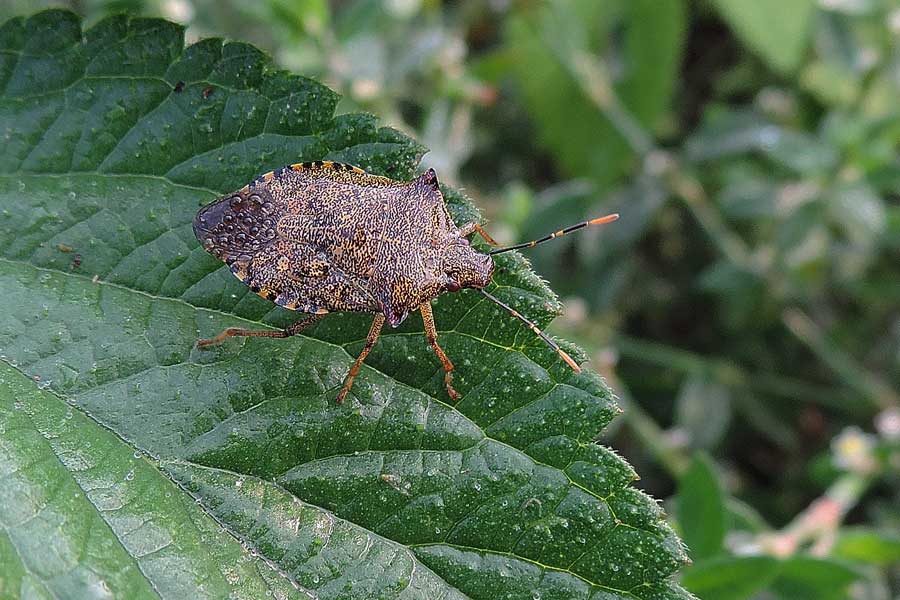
[197,314,323,348]
[336,313,385,404]
[420,302,460,402]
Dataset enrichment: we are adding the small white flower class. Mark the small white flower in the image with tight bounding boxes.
[875,407,900,440]
[162,0,194,23]
[831,426,877,473]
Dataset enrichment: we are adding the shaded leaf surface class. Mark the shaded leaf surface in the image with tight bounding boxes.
[0,10,689,599]
[679,555,779,600]
[680,553,865,600]
[0,362,297,599]
[504,0,685,188]
[709,0,815,75]
[676,453,725,561]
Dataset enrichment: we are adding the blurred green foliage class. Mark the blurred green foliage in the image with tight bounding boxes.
[4,0,898,597]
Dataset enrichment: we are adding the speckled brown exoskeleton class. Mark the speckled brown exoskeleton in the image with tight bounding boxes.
[193,161,618,403]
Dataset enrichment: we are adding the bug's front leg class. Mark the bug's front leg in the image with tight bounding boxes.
[420,302,460,402]
[459,222,499,246]
[197,314,324,348]
[336,313,386,404]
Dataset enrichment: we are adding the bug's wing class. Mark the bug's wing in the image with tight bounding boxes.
[231,239,377,313]
[285,269,378,313]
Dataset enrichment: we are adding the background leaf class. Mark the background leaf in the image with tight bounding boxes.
[502,0,685,187]
[709,0,817,75]
[681,553,867,600]
[676,453,726,560]
[674,375,732,450]
[679,555,779,600]
[833,527,900,566]
[768,556,865,600]
[0,10,691,599]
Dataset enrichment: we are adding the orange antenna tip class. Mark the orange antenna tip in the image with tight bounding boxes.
[589,213,619,225]
[559,350,582,373]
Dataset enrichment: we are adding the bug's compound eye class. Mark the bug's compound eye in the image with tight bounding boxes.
[458,237,470,246]
[446,279,461,292]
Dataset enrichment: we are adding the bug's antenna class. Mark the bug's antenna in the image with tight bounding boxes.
[489,213,619,256]
[478,288,581,373]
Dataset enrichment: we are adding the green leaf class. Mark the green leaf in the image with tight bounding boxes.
[619,0,687,128]
[686,108,838,175]
[682,554,866,600]
[0,9,691,599]
[769,556,865,600]
[503,0,685,187]
[676,453,726,560]
[724,497,770,534]
[680,555,779,600]
[0,361,297,599]
[674,375,732,450]
[709,0,816,75]
[833,527,900,566]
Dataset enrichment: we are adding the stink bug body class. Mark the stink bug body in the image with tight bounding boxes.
[193,161,617,403]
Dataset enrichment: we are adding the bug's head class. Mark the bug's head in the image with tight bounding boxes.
[458,213,619,373]
[442,238,494,292]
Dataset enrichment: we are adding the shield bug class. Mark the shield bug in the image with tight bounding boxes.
[193,161,617,403]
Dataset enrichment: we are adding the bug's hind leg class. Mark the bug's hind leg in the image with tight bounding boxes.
[197,314,324,348]
[336,313,386,404]
[420,302,460,402]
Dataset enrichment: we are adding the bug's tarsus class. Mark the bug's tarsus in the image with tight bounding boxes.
[420,302,460,401]
[197,314,323,348]
[336,313,386,404]
[478,288,582,374]
[488,213,619,256]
